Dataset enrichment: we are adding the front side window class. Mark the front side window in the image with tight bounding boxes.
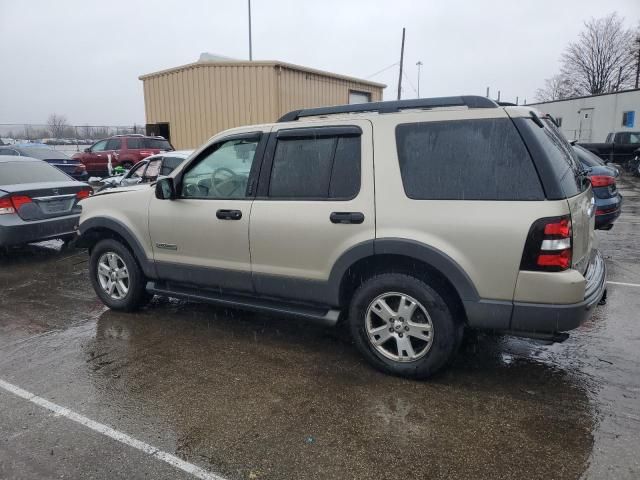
[268,133,361,199]
[181,138,259,199]
[91,140,108,152]
[395,118,544,201]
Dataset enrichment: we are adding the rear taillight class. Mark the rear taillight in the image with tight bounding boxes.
[590,175,615,187]
[139,150,154,158]
[76,189,92,200]
[521,215,572,272]
[0,195,33,215]
[74,164,87,173]
[0,198,14,215]
[11,195,33,210]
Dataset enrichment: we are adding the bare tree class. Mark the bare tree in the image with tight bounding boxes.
[47,113,69,139]
[560,13,637,95]
[535,74,579,102]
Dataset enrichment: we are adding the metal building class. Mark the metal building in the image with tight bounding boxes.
[140,60,385,149]
[528,88,640,142]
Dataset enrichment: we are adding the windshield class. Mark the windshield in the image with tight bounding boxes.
[0,161,70,184]
[573,145,605,167]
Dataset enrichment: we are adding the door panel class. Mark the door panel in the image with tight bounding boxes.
[148,198,254,290]
[249,120,375,304]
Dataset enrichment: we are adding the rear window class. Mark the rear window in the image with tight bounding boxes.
[0,161,70,184]
[145,138,172,150]
[15,148,69,160]
[573,146,603,167]
[395,118,544,200]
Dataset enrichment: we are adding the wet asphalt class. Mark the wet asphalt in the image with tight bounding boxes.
[1,177,640,480]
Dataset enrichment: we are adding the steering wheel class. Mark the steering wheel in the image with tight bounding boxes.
[210,167,241,197]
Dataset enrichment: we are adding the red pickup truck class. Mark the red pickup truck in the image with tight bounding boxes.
[72,134,173,175]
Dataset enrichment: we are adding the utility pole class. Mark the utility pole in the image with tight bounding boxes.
[497,90,501,102]
[397,28,405,101]
[416,61,423,98]
[248,0,253,61]
[486,86,490,98]
[635,36,640,89]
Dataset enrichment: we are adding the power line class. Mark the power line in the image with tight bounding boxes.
[365,62,400,80]
[402,71,419,97]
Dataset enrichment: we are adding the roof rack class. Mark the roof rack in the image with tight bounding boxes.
[278,95,498,122]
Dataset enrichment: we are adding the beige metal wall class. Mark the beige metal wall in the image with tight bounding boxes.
[141,62,384,149]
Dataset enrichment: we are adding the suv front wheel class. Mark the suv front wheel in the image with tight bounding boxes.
[348,273,462,379]
[89,239,149,311]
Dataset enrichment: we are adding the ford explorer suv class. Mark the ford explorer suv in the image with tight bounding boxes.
[76,96,606,379]
[72,134,173,175]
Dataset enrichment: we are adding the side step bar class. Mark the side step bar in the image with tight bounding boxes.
[146,281,341,327]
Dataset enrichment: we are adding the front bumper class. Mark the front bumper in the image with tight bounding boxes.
[0,214,80,246]
[510,249,607,333]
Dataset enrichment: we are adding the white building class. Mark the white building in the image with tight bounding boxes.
[528,88,640,142]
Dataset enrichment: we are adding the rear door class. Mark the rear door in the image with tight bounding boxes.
[249,120,374,305]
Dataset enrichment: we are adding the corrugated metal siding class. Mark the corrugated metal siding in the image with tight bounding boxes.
[142,63,384,149]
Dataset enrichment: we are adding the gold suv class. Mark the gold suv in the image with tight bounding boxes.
[77,96,607,378]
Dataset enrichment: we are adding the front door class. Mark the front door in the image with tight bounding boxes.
[148,131,266,293]
[249,120,375,305]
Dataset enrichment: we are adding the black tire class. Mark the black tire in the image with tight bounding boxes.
[89,239,149,311]
[348,273,463,379]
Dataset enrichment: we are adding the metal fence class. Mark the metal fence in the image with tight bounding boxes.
[0,123,145,154]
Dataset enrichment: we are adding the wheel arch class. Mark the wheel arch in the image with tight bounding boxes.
[331,239,480,323]
[77,217,156,278]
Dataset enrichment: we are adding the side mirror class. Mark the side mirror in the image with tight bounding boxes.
[155,177,176,200]
[84,148,90,153]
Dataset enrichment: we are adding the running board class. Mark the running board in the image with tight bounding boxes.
[146,281,341,327]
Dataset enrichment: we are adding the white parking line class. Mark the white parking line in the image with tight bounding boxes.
[0,379,225,480]
[608,281,640,288]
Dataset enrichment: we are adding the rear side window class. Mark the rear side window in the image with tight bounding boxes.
[160,156,184,175]
[145,138,172,150]
[268,134,361,199]
[126,137,143,149]
[395,118,544,200]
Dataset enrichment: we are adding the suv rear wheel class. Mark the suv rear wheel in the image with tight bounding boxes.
[89,239,149,311]
[348,273,462,379]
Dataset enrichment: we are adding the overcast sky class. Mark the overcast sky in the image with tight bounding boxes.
[1,0,638,126]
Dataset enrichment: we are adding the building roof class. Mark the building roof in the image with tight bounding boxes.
[528,87,640,106]
[139,60,386,88]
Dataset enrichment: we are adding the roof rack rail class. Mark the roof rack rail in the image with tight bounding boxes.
[278,95,498,122]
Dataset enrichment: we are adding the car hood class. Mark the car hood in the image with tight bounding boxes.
[93,183,153,196]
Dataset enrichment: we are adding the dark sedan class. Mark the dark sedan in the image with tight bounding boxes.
[573,145,622,230]
[0,156,92,247]
[0,145,88,181]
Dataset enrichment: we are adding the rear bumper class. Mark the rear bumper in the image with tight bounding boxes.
[595,194,622,229]
[510,249,607,333]
[0,214,80,246]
